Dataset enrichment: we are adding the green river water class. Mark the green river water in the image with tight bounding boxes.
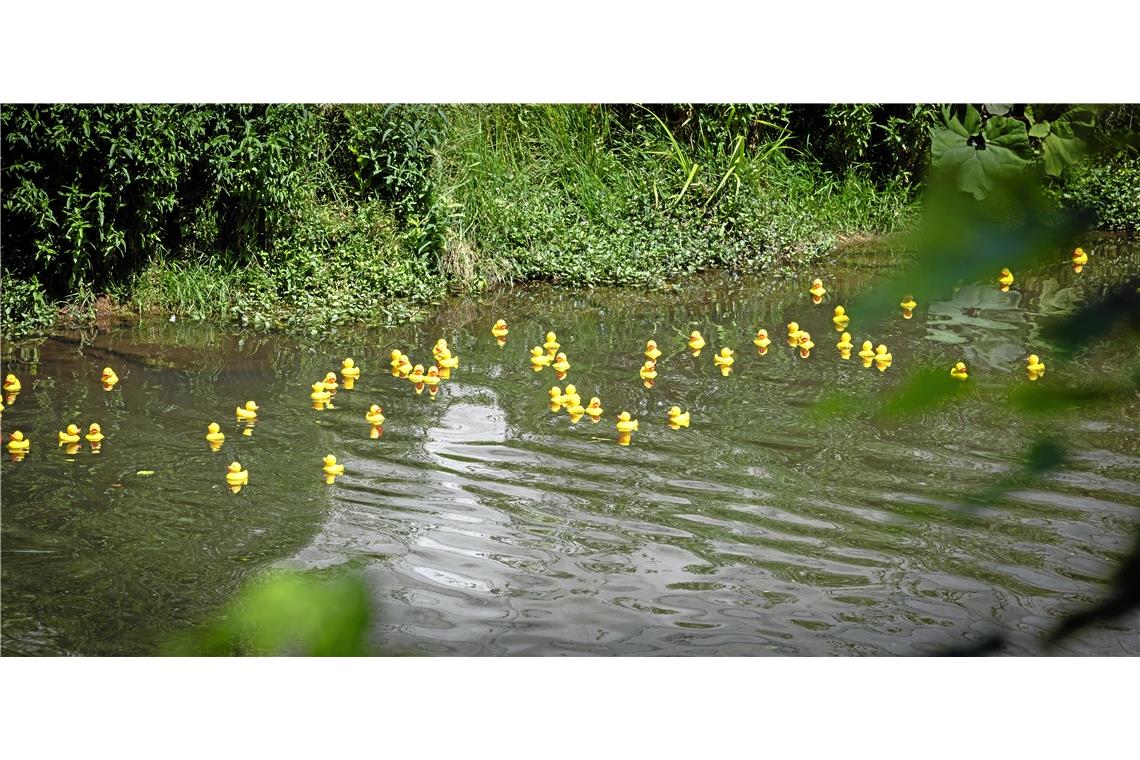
[2,241,1138,655]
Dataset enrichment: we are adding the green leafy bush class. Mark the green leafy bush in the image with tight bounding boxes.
[1,271,56,338]
[1056,151,1140,232]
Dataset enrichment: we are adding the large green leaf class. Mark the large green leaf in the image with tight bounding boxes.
[931,114,1031,199]
[1042,107,1096,176]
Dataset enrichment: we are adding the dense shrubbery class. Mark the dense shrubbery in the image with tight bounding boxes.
[1,103,1132,339]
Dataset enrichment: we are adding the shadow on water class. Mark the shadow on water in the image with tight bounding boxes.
[2,236,1139,656]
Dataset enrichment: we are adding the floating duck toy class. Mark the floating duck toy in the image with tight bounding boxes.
[1026,354,1046,381]
[408,364,427,394]
[998,267,1015,292]
[322,454,344,485]
[837,332,853,360]
[206,422,225,450]
[900,295,917,320]
[832,306,849,331]
[310,382,332,408]
[585,397,603,423]
[797,332,815,359]
[85,423,104,451]
[433,339,451,362]
[1071,247,1088,273]
[713,347,734,375]
[810,278,827,304]
[562,384,581,411]
[688,330,706,355]
[58,423,81,446]
[492,319,509,342]
[365,404,385,438]
[786,322,802,347]
[667,406,690,429]
[552,352,571,379]
[616,411,639,445]
[341,357,361,380]
[858,340,875,368]
[566,398,586,424]
[101,367,119,390]
[950,361,969,381]
[424,366,442,398]
[640,359,658,387]
[753,329,771,355]
[390,350,407,376]
[645,340,662,361]
[530,346,552,371]
[437,352,459,379]
[236,401,259,420]
[395,353,413,379]
[548,386,563,412]
[321,372,339,393]
[544,332,561,356]
[226,461,248,493]
[7,430,30,459]
[3,374,21,393]
[873,344,893,372]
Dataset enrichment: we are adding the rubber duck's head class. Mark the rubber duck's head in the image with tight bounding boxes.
[647,340,658,350]
[617,411,631,422]
[719,347,733,357]
[10,431,24,442]
[834,306,845,317]
[556,352,568,362]
[342,358,355,369]
[757,329,768,338]
[412,364,424,374]
[427,366,440,377]
[875,344,887,355]
[323,454,338,466]
[689,330,702,339]
[390,349,402,360]
[369,404,382,414]
[862,341,873,351]
[1027,354,1040,364]
[227,461,242,473]
[311,382,325,391]
[841,332,851,343]
[588,397,601,408]
[494,319,507,328]
[953,361,967,372]
[564,384,577,396]
[546,332,557,342]
[101,367,115,379]
[549,387,562,398]
[244,401,258,411]
[812,278,823,288]
[437,338,448,348]
[530,346,544,357]
[207,422,220,434]
[643,359,656,369]
[323,372,337,382]
[787,322,800,334]
[65,424,79,436]
[668,406,682,417]
[88,423,101,434]
[4,374,16,384]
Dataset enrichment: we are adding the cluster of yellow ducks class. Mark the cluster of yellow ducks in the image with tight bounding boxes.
[1,248,1086,471]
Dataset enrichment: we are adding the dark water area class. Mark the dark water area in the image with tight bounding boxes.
[2,240,1138,656]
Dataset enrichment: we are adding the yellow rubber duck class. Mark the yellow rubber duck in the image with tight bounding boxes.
[1026,354,1046,381]
[310,382,332,407]
[688,330,706,355]
[552,352,571,377]
[395,354,413,379]
[530,346,552,371]
[585,397,603,423]
[543,331,560,356]
[433,339,451,361]
[236,401,259,420]
[616,411,639,434]
[639,359,658,382]
[365,403,385,426]
[206,422,225,450]
[548,386,563,412]
[7,430,30,457]
[667,406,690,429]
[492,319,509,339]
[322,454,344,485]
[810,278,827,304]
[950,361,969,381]
[837,332,853,359]
[341,358,360,379]
[100,367,120,389]
[566,399,586,423]
[713,347,734,375]
[390,349,407,376]
[900,296,917,320]
[226,461,248,493]
[408,364,427,394]
[85,423,104,449]
[321,372,339,393]
[786,321,802,347]
[858,340,875,368]
[832,306,849,331]
[873,344,893,372]
[797,332,815,359]
[3,374,21,393]
[562,384,581,411]
[424,366,442,398]
[645,340,662,361]
[437,353,459,379]
[998,267,1015,292]
[1071,247,1088,273]
[753,329,771,355]
[58,423,81,446]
